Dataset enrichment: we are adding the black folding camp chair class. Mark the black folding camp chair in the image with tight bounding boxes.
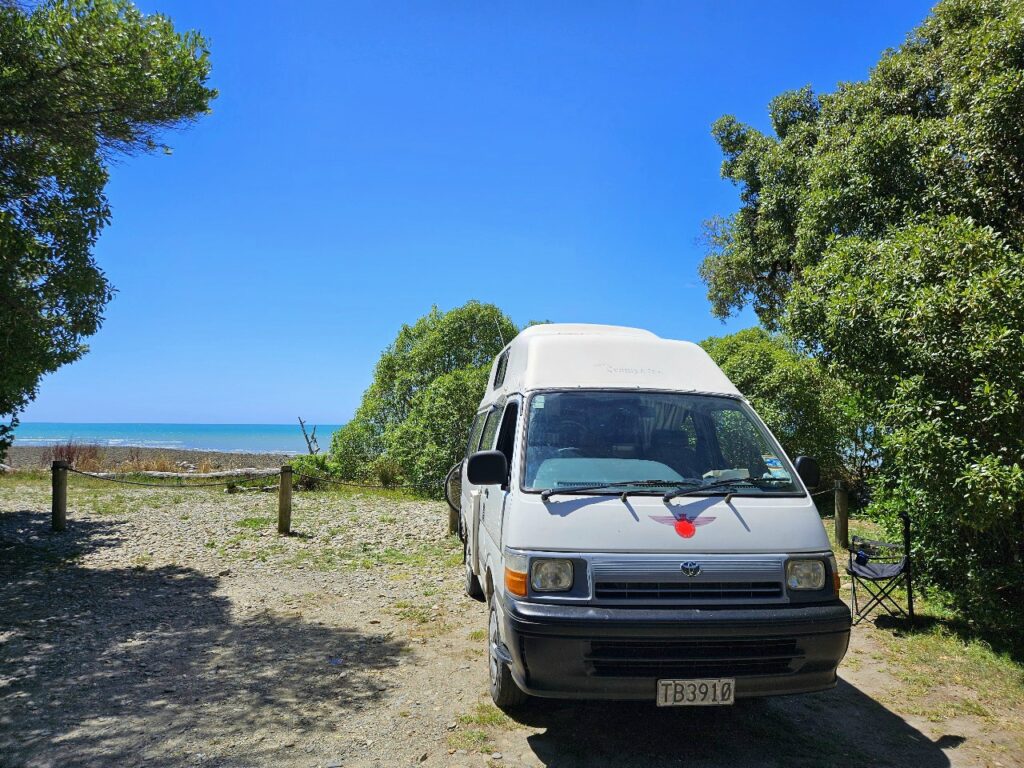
[846,512,914,626]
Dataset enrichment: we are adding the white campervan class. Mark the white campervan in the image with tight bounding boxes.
[459,324,850,709]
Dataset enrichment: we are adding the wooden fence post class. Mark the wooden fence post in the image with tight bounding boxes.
[51,460,68,532]
[834,479,849,550]
[444,462,461,536]
[902,512,915,621]
[278,465,292,534]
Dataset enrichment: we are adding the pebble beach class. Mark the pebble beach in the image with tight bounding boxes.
[4,445,292,471]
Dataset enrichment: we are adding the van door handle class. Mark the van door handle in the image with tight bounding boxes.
[484,488,489,498]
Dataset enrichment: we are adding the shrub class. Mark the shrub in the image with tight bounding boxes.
[388,366,490,497]
[370,456,403,488]
[41,441,104,472]
[700,328,873,502]
[325,301,516,489]
[787,217,1024,636]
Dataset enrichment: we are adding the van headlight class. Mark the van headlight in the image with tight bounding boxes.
[786,559,826,590]
[530,558,573,592]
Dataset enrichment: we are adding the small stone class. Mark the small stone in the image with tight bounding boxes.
[418,752,428,762]
[218,568,231,577]
[491,753,502,760]
[446,721,457,731]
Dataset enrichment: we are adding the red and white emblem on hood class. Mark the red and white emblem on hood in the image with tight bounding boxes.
[649,514,716,539]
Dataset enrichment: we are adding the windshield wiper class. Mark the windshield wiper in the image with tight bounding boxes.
[540,479,696,502]
[659,479,786,501]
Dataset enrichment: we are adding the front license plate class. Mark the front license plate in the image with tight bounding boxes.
[656,678,735,706]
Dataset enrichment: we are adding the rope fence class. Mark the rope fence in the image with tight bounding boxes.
[49,461,440,536]
[65,466,278,488]
[48,461,853,548]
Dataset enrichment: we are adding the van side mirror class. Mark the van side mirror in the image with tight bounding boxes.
[467,450,508,486]
[794,456,820,489]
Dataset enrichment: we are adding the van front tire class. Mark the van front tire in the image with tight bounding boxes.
[488,600,528,710]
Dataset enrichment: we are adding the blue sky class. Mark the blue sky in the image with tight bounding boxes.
[22,0,935,425]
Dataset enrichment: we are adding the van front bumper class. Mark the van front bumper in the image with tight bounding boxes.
[500,598,851,700]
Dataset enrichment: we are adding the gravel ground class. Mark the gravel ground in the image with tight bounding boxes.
[1,475,1019,768]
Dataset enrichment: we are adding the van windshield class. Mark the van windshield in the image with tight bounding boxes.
[523,391,801,496]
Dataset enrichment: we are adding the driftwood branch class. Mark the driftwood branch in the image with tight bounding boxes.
[298,416,319,455]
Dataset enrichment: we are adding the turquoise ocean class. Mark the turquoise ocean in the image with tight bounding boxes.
[12,423,344,455]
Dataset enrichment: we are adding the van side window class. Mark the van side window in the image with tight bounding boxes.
[479,405,502,451]
[466,412,486,457]
[495,401,519,486]
[493,350,509,389]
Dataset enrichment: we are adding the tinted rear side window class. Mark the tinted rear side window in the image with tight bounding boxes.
[493,350,509,389]
[466,412,486,457]
[479,406,502,451]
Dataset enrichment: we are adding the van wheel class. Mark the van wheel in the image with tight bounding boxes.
[464,540,484,601]
[488,600,528,710]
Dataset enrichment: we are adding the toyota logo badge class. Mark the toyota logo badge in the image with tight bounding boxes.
[680,561,701,577]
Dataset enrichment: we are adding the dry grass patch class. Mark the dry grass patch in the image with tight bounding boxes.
[823,516,1024,723]
[457,702,518,729]
[40,441,104,471]
[446,727,493,753]
[874,621,1024,721]
[447,701,523,755]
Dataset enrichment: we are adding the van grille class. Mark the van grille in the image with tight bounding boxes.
[594,581,783,601]
[586,637,800,678]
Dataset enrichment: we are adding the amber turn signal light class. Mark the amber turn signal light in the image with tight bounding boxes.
[504,567,528,597]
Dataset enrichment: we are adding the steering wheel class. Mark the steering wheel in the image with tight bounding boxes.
[555,419,588,456]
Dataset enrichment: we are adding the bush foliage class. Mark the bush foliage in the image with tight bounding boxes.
[788,218,1024,630]
[700,329,873,502]
[700,0,1024,634]
[322,301,517,495]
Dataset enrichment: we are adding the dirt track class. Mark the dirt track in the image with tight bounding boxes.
[1,475,1019,768]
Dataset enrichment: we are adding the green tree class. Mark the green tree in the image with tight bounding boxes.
[388,366,492,492]
[0,0,215,457]
[787,217,1024,631]
[327,301,518,491]
[701,1,1024,327]
[700,328,872,496]
[700,0,1024,632]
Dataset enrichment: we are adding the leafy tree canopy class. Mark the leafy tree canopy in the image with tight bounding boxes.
[320,301,518,493]
[701,0,1024,327]
[700,328,870,495]
[787,217,1024,629]
[0,0,215,457]
[702,0,1024,634]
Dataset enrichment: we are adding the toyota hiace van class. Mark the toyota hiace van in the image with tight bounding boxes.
[459,324,851,709]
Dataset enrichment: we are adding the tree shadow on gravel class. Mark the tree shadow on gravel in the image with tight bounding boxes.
[513,680,955,768]
[1,511,404,768]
